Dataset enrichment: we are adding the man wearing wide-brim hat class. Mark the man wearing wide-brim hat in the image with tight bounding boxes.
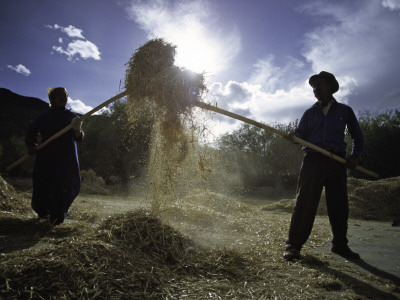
[283,71,365,261]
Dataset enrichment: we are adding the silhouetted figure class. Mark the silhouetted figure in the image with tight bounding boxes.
[25,87,83,225]
[283,72,364,261]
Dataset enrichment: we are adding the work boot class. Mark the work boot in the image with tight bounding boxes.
[331,245,360,259]
[283,247,302,261]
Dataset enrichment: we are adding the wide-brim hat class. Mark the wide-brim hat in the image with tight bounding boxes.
[309,71,339,94]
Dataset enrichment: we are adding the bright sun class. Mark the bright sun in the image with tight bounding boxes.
[173,34,220,76]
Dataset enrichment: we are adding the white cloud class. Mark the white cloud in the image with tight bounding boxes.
[46,24,101,61]
[249,55,306,93]
[208,79,312,126]
[7,64,31,76]
[47,24,85,39]
[206,0,400,139]
[204,55,361,139]
[67,97,109,115]
[204,80,310,141]
[61,25,86,39]
[125,0,240,75]
[53,40,101,61]
[202,45,318,137]
[381,0,400,11]
[67,97,92,114]
[211,0,400,137]
[300,1,400,111]
[203,1,400,139]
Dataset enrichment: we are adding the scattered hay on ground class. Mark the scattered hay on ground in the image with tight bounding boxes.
[0,208,266,299]
[0,175,30,213]
[1,186,399,299]
[347,176,400,221]
[262,176,400,222]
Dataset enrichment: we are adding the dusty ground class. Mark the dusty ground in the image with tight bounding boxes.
[91,193,400,282]
[1,177,399,299]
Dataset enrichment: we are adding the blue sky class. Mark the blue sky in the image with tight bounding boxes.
[1,0,400,137]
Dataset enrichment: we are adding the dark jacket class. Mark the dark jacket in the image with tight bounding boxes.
[295,99,364,157]
[25,107,81,220]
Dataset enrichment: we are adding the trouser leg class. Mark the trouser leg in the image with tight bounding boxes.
[325,160,349,247]
[287,154,324,250]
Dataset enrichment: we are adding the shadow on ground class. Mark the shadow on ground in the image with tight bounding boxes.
[302,255,400,299]
[0,216,79,253]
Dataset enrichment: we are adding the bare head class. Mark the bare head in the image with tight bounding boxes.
[48,87,68,108]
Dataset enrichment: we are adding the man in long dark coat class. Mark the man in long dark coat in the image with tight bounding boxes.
[25,87,83,225]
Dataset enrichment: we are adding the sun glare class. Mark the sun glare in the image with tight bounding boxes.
[173,35,220,76]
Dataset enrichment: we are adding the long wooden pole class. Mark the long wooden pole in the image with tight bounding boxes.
[6,92,378,178]
[5,91,128,172]
[193,101,379,178]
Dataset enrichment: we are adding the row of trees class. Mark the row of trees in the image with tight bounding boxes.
[351,110,400,178]
[216,122,303,190]
[1,98,399,191]
[217,109,400,191]
[77,100,153,185]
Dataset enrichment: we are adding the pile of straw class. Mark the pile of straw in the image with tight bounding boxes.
[0,208,258,299]
[347,176,400,221]
[0,175,30,213]
[1,235,165,299]
[98,209,190,264]
[262,176,400,222]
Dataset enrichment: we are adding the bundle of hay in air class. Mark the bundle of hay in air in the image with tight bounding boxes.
[124,38,206,145]
[124,38,208,211]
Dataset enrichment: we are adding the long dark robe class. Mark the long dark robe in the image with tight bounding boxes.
[26,107,81,224]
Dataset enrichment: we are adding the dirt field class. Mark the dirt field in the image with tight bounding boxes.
[1,177,400,299]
